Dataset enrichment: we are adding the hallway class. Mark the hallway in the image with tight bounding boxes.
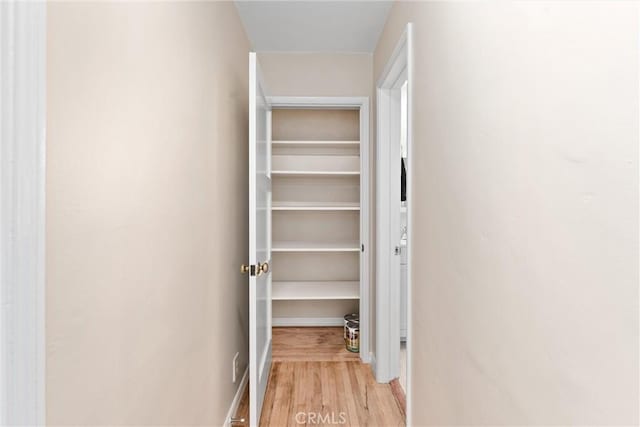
[3,1,637,425]
[236,328,404,426]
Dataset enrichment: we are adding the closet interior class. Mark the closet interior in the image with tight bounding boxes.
[271,108,361,326]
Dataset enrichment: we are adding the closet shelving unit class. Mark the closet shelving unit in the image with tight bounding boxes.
[271,136,361,304]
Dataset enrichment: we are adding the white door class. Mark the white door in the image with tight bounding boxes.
[248,52,272,426]
[388,92,402,380]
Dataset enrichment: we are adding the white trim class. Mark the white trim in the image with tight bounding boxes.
[272,317,344,327]
[359,99,371,365]
[377,26,410,88]
[406,24,414,427]
[268,96,371,365]
[375,26,408,383]
[224,367,249,427]
[369,352,377,373]
[256,50,373,55]
[375,23,413,425]
[267,96,366,110]
[0,1,47,425]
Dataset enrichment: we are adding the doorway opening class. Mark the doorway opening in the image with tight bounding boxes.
[242,60,383,425]
[267,96,371,368]
[375,23,413,422]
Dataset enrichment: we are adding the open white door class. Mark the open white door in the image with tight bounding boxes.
[248,52,272,426]
[376,24,412,386]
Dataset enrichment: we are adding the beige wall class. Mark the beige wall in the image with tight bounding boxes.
[258,52,372,97]
[46,2,250,425]
[375,1,639,425]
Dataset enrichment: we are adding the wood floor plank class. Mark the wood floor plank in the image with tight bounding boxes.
[259,362,277,424]
[389,378,406,420]
[339,362,363,427]
[269,362,294,427]
[291,362,308,426]
[349,361,372,425]
[309,362,322,412]
[320,361,340,422]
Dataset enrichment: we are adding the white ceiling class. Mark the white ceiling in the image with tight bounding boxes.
[234,1,393,53]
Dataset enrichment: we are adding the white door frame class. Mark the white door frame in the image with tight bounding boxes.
[0,1,47,425]
[375,22,413,422]
[266,96,371,363]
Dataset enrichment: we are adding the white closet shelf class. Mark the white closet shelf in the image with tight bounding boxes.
[272,140,359,149]
[272,171,359,177]
[272,201,360,211]
[272,241,360,252]
[272,281,359,300]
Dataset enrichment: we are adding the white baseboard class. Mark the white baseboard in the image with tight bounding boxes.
[273,317,344,327]
[223,366,249,427]
[370,352,377,378]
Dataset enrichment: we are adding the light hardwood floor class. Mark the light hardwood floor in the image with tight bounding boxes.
[234,327,405,427]
[272,327,359,362]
